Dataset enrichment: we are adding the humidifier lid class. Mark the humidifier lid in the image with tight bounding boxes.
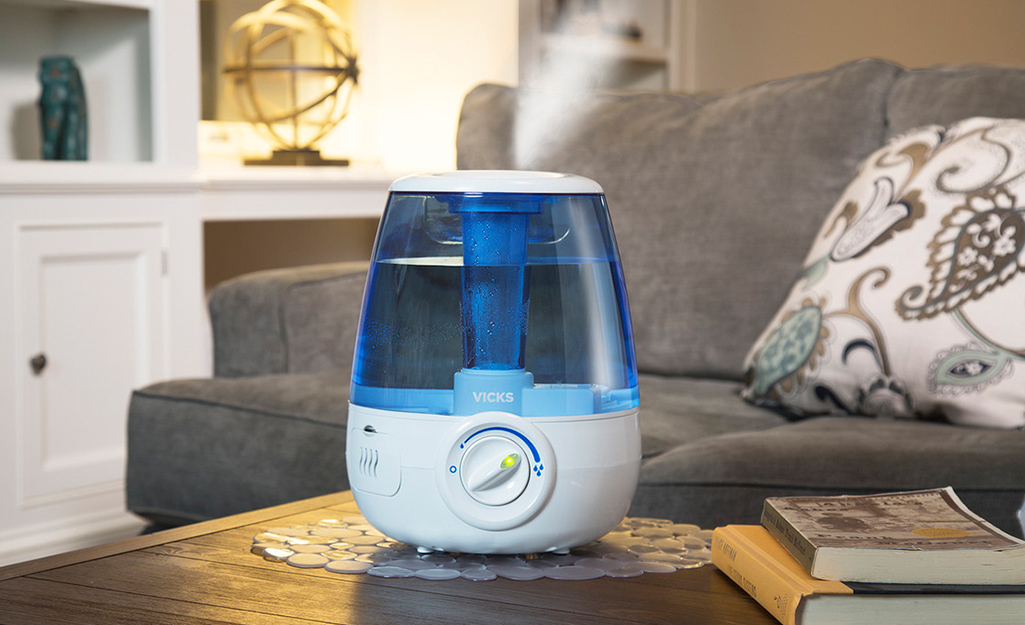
[389,171,604,195]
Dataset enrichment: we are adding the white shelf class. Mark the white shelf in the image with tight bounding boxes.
[0,0,152,9]
[0,161,198,194]
[200,166,395,222]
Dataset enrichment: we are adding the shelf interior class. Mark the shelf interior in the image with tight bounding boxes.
[0,0,151,162]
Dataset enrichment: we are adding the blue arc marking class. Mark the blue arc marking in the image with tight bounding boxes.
[462,426,542,464]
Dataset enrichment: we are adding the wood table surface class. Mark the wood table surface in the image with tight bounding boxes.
[0,492,776,624]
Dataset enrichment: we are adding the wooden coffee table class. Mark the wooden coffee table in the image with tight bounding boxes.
[0,491,775,624]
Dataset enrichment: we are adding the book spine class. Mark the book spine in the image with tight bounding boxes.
[761,500,817,573]
[711,527,805,625]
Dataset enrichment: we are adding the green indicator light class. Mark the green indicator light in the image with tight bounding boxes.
[501,453,519,470]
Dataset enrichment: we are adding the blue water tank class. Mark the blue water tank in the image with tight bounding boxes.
[350,171,639,417]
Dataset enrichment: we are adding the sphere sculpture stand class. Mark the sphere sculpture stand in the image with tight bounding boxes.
[252,148,349,167]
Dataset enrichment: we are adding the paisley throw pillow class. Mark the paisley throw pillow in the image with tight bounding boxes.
[742,117,1025,429]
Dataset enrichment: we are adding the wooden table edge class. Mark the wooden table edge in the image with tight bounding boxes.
[0,491,356,582]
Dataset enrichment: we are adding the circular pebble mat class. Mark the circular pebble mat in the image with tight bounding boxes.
[250,515,712,582]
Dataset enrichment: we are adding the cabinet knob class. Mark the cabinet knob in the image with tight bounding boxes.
[29,353,47,375]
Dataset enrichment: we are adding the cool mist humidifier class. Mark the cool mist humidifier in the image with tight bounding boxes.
[346,171,641,554]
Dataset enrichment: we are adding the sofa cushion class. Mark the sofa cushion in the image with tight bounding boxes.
[633,416,1025,535]
[457,59,904,379]
[637,374,785,458]
[126,370,350,526]
[742,118,1025,428]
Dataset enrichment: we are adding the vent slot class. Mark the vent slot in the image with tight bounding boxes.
[349,426,401,497]
[360,446,380,478]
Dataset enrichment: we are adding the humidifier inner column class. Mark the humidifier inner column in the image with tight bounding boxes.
[461,209,528,370]
[451,197,540,416]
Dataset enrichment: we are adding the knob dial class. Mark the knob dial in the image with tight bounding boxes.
[437,411,557,531]
[459,436,529,506]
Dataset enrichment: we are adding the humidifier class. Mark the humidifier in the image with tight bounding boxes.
[345,171,641,554]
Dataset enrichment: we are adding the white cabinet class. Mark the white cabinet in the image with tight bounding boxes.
[0,173,207,566]
[18,222,166,502]
[0,175,207,565]
[0,0,201,565]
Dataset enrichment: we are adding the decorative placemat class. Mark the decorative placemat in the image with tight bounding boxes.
[250,514,713,581]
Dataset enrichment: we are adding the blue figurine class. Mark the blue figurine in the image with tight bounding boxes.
[38,56,88,160]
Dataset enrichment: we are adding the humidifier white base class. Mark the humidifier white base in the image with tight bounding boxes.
[346,404,641,555]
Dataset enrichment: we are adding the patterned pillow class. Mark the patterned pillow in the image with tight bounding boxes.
[742,117,1025,429]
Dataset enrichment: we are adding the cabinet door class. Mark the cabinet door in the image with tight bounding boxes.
[17,223,166,503]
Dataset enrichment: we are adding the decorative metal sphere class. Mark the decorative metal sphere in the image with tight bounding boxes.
[224,0,359,154]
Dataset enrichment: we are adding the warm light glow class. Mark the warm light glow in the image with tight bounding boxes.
[319,0,519,172]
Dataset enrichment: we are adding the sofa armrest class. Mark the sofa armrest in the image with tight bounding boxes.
[209,261,369,377]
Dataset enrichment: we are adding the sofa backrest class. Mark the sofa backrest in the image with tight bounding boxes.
[885,65,1025,139]
[455,59,1025,380]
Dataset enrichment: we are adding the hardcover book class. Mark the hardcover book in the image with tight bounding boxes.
[712,524,1025,625]
[760,487,1025,584]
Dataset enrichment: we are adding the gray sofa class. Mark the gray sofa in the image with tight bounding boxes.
[127,59,1025,536]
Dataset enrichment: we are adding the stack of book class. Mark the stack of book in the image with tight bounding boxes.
[711,487,1025,625]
